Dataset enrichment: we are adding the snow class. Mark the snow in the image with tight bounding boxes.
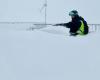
[0,24,100,80]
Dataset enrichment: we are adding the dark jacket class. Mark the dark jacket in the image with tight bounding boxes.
[56,15,89,35]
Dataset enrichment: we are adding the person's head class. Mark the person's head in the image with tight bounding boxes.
[69,10,78,18]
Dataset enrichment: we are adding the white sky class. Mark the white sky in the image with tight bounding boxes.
[0,0,100,23]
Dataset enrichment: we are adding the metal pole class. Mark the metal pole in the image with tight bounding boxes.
[45,0,47,25]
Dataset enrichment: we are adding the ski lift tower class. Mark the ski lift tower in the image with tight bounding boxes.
[45,0,47,25]
[40,0,47,25]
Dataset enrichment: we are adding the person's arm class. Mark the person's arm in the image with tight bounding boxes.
[53,23,67,26]
[53,22,72,28]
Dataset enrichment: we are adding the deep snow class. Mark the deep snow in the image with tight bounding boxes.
[0,24,100,80]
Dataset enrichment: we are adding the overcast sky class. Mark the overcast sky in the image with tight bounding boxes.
[0,0,100,23]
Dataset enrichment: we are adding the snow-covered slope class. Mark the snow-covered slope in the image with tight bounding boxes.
[0,25,100,80]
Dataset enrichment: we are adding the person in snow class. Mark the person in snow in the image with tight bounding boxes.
[54,10,89,36]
